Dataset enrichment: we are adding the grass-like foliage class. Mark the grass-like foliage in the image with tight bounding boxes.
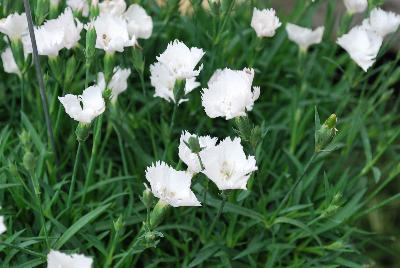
[0,0,399,267]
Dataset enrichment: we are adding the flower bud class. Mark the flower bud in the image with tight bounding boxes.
[23,151,36,172]
[103,52,115,85]
[10,39,25,72]
[185,136,202,154]
[49,0,60,19]
[85,25,97,60]
[142,186,154,209]
[234,116,252,140]
[113,215,124,232]
[149,200,169,229]
[90,0,100,19]
[315,113,338,152]
[75,123,91,142]
[64,56,77,87]
[102,88,112,102]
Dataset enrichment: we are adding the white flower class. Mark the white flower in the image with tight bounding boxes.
[47,250,93,268]
[88,13,135,53]
[97,67,131,103]
[99,0,127,15]
[337,25,382,72]
[343,0,367,14]
[150,40,204,103]
[124,4,153,39]
[178,131,218,174]
[67,0,90,17]
[286,23,324,51]
[201,68,260,120]
[1,47,21,76]
[145,161,201,207]
[0,216,6,234]
[33,8,83,56]
[362,8,400,38]
[58,85,105,124]
[251,8,281,38]
[0,12,28,40]
[200,137,257,190]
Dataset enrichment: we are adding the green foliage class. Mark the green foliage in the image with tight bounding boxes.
[0,0,399,267]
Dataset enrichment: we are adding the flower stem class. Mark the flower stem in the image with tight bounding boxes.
[273,152,319,218]
[81,115,104,206]
[67,142,82,210]
[207,191,227,239]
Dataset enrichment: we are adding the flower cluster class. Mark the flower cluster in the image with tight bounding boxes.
[337,7,400,71]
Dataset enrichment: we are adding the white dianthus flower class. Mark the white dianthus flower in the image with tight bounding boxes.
[0,12,28,40]
[200,137,257,190]
[99,0,127,15]
[145,161,201,207]
[1,47,21,76]
[124,4,153,40]
[178,131,218,174]
[150,40,204,103]
[362,8,400,38]
[337,25,382,72]
[58,85,105,124]
[32,8,83,57]
[343,0,368,15]
[97,67,131,103]
[251,8,281,38]
[286,23,324,52]
[88,13,135,53]
[0,216,6,234]
[67,0,90,17]
[47,250,93,268]
[201,68,260,120]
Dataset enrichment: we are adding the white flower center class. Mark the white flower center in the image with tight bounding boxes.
[102,34,110,46]
[160,187,176,200]
[220,161,233,181]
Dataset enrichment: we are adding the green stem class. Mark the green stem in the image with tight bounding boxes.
[67,142,82,209]
[81,115,104,205]
[207,192,227,239]
[274,152,319,217]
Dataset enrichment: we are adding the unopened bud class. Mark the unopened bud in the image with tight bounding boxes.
[85,25,97,59]
[23,151,36,172]
[90,0,100,18]
[64,56,77,87]
[142,186,153,209]
[186,136,202,154]
[315,114,338,152]
[35,0,48,25]
[113,215,124,232]
[49,0,60,19]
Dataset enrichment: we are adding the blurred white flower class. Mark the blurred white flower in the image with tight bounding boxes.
[150,40,204,103]
[343,0,367,14]
[58,85,105,124]
[201,68,260,120]
[67,0,90,17]
[0,216,6,234]
[99,0,126,15]
[88,13,135,53]
[178,131,218,174]
[0,12,28,40]
[145,161,201,207]
[1,47,21,76]
[33,8,83,56]
[47,250,93,268]
[251,8,281,38]
[362,8,400,38]
[286,23,324,52]
[97,67,131,103]
[337,25,382,72]
[124,4,153,40]
[200,137,257,190]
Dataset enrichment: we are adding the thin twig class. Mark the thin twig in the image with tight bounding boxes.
[23,0,58,164]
